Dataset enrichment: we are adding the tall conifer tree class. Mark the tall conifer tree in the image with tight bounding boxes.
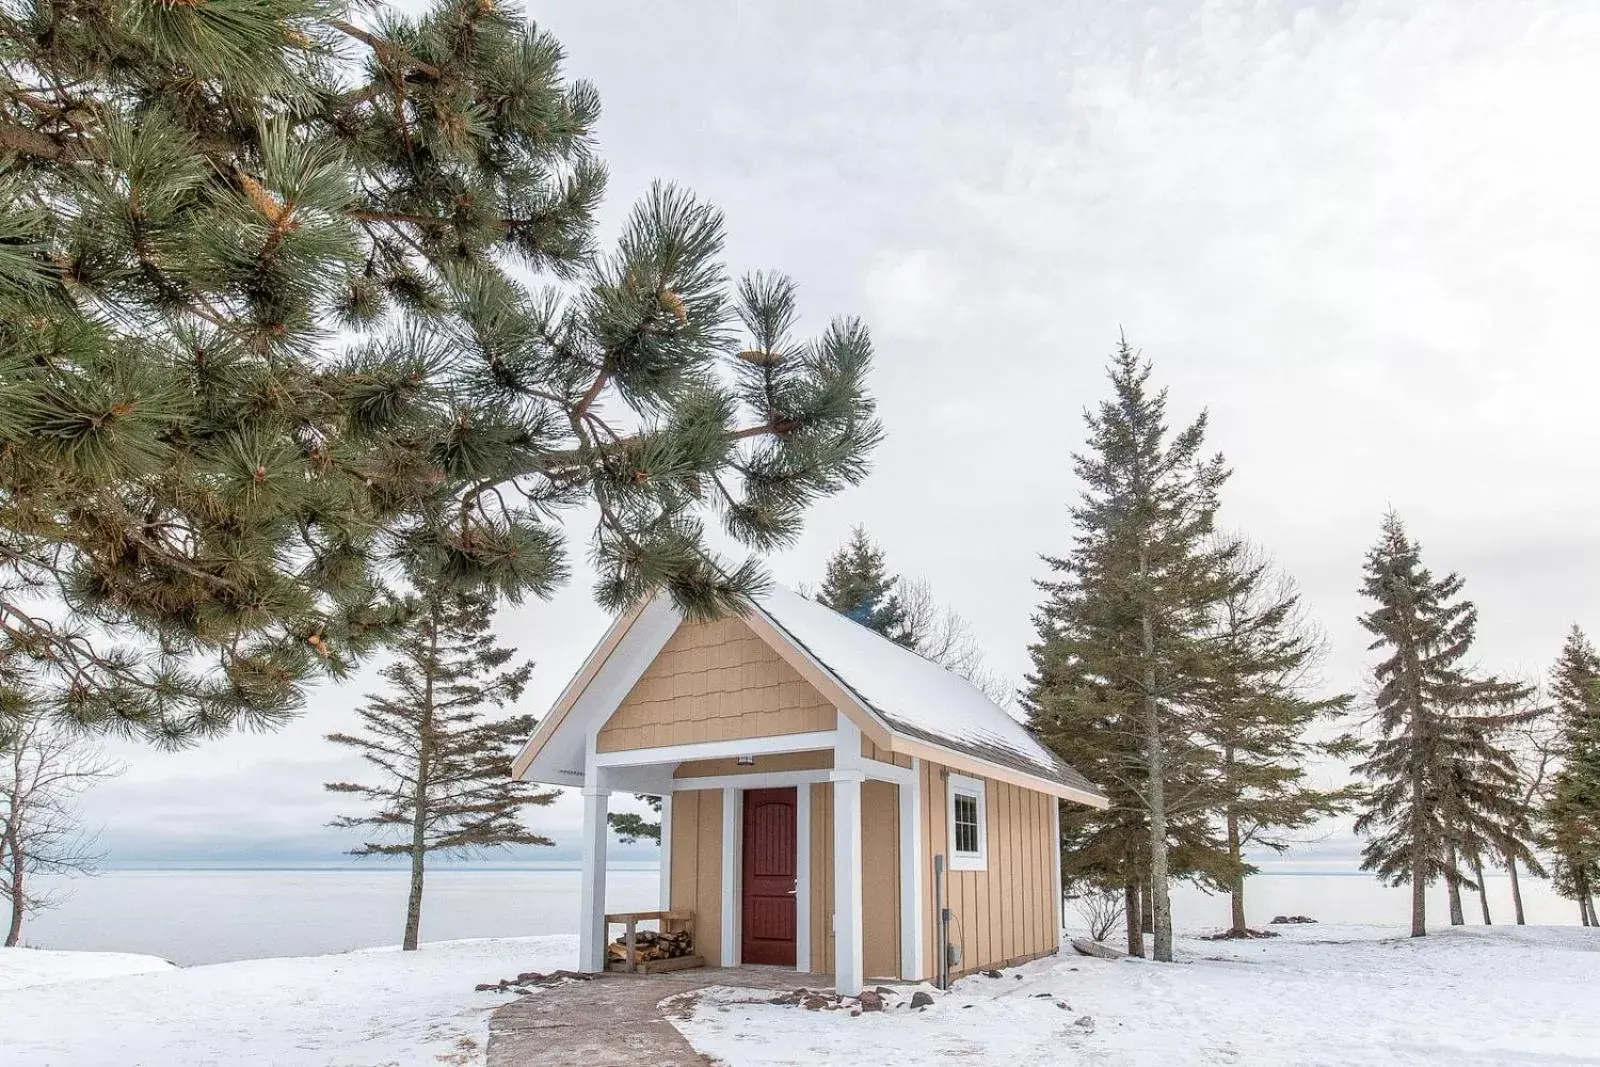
[1545,627,1600,925]
[816,526,911,645]
[325,588,554,950]
[1352,514,1534,936]
[0,2,879,744]
[1203,541,1355,936]
[1023,338,1233,962]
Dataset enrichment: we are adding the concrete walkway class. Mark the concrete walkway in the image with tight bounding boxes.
[488,967,833,1067]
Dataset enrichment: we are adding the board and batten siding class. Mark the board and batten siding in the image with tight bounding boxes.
[667,789,724,965]
[808,779,901,979]
[597,617,836,752]
[918,759,1060,980]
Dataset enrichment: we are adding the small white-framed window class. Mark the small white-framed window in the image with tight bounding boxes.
[947,773,987,871]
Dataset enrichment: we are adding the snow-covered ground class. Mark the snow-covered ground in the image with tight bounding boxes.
[0,946,176,991]
[676,925,1600,1066]
[0,936,571,1066]
[6,925,1596,1065]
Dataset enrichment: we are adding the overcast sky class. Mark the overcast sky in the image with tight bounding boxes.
[83,0,1600,867]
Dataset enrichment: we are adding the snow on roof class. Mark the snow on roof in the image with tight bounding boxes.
[751,584,1102,799]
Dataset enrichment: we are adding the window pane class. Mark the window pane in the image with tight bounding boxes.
[954,793,979,855]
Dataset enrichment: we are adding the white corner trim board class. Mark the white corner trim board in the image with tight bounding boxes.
[899,759,924,980]
[795,783,812,973]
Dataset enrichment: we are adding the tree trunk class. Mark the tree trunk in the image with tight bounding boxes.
[1408,743,1427,937]
[1505,852,1525,925]
[4,832,21,948]
[1226,803,1247,936]
[1139,587,1174,963]
[403,605,440,953]
[1471,853,1491,925]
[1124,881,1144,957]
[1141,877,1154,934]
[1445,842,1465,926]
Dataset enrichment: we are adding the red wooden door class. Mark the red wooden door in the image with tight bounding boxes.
[741,787,798,966]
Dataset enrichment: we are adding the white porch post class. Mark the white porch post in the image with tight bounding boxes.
[831,768,865,995]
[899,759,924,981]
[658,791,674,911]
[831,718,866,995]
[578,780,611,973]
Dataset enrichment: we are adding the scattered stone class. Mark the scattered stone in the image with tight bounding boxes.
[1056,1001,1069,1010]
[1075,1015,1096,1031]
[858,990,884,1013]
[982,969,1003,978]
[1014,974,1024,980]
[874,985,897,997]
[910,991,935,1010]
[803,995,830,1011]
[850,1008,861,1017]
[474,969,592,994]
[1203,927,1281,940]
[1270,914,1318,924]
[1031,992,1054,999]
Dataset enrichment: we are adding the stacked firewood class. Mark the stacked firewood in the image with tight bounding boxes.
[606,928,694,964]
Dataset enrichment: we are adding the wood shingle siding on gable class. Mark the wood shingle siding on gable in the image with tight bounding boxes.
[596,617,836,752]
[918,759,1059,980]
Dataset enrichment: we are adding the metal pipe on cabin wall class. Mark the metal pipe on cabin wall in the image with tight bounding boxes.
[934,853,948,990]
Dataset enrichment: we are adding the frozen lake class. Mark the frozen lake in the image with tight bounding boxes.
[18,864,1585,965]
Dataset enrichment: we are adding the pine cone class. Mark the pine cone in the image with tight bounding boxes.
[659,290,688,324]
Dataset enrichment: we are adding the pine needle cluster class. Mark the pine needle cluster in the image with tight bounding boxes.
[0,1,879,743]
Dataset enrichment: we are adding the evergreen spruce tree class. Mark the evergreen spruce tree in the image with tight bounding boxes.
[325,587,554,950]
[0,2,879,745]
[1352,514,1536,937]
[1545,627,1600,925]
[1022,338,1234,962]
[816,526,912,646]
[1204,540,1355,937]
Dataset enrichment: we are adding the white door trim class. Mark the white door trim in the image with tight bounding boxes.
[721,786,742,967]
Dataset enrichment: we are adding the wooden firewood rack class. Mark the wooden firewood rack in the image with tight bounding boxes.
[604,910,704,974]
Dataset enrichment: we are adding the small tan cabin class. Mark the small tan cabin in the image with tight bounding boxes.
[512,584,1106,994]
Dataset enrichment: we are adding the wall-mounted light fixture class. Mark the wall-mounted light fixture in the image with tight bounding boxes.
[736,755,756,766]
